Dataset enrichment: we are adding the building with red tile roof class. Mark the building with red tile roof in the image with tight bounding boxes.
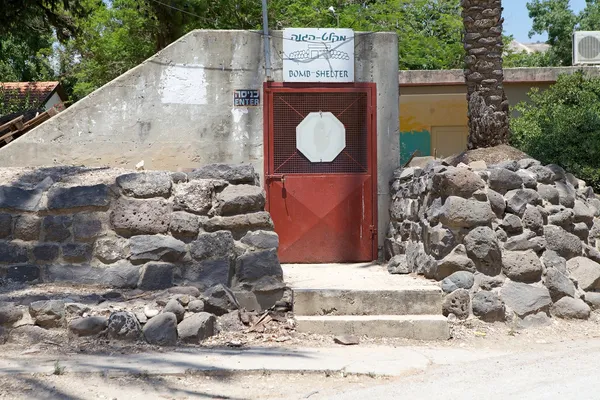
[1,81,67,115]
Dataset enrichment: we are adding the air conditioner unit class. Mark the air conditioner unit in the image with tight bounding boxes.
[573,31,600,65]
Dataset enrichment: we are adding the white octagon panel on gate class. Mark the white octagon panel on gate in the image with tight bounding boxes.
[296,112,346,163]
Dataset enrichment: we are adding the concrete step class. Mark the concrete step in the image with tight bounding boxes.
[295,315,449,340]
[284,264,448,340]
[293,288,442,316]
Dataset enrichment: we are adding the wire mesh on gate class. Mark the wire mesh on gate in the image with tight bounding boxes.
[272,91,369,174]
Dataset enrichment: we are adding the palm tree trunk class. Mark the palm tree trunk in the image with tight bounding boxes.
[461,0,510,149]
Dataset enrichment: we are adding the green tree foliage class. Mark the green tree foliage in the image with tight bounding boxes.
[0,32,55,82]
[269,0,464,70]
[0,0,88,40]
[504,51,552,68]
[57,0,466,99]
[0,0,79,83]
[526,0,600,66]
[2,0,465,100]
[502,31,555,69]
[59,0,159,99]
[511,72,600,190]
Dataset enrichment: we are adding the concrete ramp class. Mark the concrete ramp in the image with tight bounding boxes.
[0,30,269,172]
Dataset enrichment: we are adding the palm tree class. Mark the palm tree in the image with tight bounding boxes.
[461,0,510,149]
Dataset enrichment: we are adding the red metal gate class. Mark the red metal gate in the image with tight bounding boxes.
[264,83,377,263]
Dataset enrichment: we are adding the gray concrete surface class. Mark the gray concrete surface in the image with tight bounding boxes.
[283,263,438,290]
[293,288,442,316]
[287,263,442,316]
[0,345,508,378]
[295,315,449,339]
[3,340,600,399]
[305,339,600,400]
[0,29,399,253]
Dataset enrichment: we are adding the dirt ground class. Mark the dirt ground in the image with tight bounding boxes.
[1,315,599,400]
[0,371,394,400]
[2,282,600,399]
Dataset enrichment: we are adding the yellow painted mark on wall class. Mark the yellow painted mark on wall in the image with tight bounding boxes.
[400,94,468,132]
[399,94,468,160]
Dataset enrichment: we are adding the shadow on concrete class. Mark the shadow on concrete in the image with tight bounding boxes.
[0,165,112,189]
[1,372,246,399]
[0,345,316,399]
[0,285,138,307]
[355,262,382,269]
[7,375,86,400]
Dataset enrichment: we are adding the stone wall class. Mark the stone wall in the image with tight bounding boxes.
[387,157,600,323]
[0,163,284,311]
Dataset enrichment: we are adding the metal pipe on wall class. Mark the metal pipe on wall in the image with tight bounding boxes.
[262,0,272,80]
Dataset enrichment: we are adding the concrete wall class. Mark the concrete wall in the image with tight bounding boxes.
[399,93,468,163]
[0,29,399,257]
[356,33,400,253]
[398,81,542,163]
[0,31,268,173]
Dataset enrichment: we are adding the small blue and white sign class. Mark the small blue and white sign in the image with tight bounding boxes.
[233,89,260,107]
[283,28,354,83]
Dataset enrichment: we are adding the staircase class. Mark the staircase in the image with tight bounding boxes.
[284,263,449,340]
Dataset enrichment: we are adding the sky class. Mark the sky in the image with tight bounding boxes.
[503,0,586,42]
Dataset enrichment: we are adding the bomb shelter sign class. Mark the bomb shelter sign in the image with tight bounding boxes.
[283,28,354,83]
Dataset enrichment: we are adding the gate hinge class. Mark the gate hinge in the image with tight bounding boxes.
[369,225,378,238]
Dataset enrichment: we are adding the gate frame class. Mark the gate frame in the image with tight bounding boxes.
[262,82,378,260]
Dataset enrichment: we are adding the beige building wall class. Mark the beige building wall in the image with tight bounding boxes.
[398,67,600,162]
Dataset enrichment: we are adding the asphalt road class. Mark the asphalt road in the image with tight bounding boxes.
[309,339,600,400]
